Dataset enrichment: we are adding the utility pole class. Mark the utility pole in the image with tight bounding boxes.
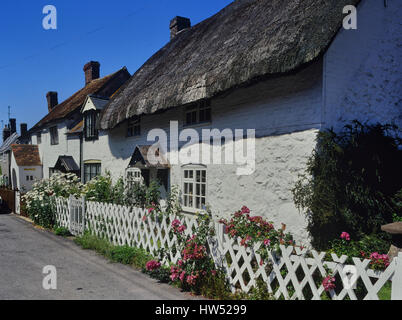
[8,106,11,121]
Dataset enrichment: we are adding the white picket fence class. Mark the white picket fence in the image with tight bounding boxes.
[54,196,402,300]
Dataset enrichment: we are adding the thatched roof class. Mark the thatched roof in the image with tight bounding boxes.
[99,0,360,130]
[31,67,130,132]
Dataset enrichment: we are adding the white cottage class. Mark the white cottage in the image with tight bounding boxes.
[81,0,401,245]
[29,0,402,245]
[10,144,42,192]
[28,62,131,180]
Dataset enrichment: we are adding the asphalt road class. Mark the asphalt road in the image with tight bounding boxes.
[0,214,198,300]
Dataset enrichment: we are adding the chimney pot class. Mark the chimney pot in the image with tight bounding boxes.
[170,16,191,40]
[83,61,100,85]
[46,91,58,112]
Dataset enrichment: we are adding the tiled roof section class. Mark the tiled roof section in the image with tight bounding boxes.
[67,120,84,134]
[31,67,130,131]
[11,144,42,166]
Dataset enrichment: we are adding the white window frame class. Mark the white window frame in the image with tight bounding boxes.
[125,167,143,189]
[182,165,207,213]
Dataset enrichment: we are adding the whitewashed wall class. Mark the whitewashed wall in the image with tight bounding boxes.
[35,121,81,179]
[323,0,402,131]
[10,152,42,192]
[80,0,402,246]
[83,61,323,245]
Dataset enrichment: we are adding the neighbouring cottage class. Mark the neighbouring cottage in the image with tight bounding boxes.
[30,0,402,245]
[9,144,42,192]
[27,62,131,180]
[0,119,30,188]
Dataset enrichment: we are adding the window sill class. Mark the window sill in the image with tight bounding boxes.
[182,207,208,215]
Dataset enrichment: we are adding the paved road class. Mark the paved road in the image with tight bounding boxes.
[0,214,198,300]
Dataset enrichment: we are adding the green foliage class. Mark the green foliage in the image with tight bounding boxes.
[219,206,294,262]
[74,232,113,257]
[292,121,402,250]
[199,270,232,300]
[246,279,274,300]
[144,265,171,283]
[109,246,138,264]
[84,172,121,204]
[54,226,71,237]
[125,182,147,207]
[23,173,84,228]
[145,180,161,207]
[392,189,402,221]
[75,232,154,269]
[327,234,390,262]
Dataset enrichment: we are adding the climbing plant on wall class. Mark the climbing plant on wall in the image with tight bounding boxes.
[292,120,402,250]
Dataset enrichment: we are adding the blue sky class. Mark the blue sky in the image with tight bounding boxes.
[0,0,233,131]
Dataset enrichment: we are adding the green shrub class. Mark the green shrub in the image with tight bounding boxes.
[293,121,402,250]
[54,226,71,237]
[74,232,154,269]
[109,246,137,265]
[74,232,113,257]
[145,265,171,283]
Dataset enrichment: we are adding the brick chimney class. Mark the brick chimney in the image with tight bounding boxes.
[9,118,16,134]
[20,123,28,137]
[83,61,100,86]
[3,125,10,142]
[46,91,58,112]
[170,16,191,40]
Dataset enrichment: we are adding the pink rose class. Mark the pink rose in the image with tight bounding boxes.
[340,232,350,241]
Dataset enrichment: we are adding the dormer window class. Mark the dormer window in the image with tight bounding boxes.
[184,100,211,127]
[127,116,141,137]
[84,111,99,140]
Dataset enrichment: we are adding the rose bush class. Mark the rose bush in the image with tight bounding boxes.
[219,206,295,263]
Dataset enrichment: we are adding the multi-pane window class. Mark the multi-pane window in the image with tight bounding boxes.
[84,163,101,183]
[125,168,142,189]
[184,100,211,127]
[49,126,59,145]
[84,111,98,140]
[37,133,42,144]
[127,117,141,137]
[183,168,207,211]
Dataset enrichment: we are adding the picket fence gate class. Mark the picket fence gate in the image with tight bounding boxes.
[54,196,402,300]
